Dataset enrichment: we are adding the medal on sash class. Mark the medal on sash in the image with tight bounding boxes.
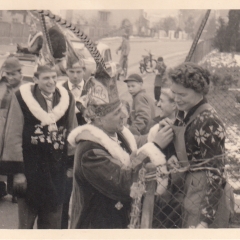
[48,122,58,132]
[48,113,58,141]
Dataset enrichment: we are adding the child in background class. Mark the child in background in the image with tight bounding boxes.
[154,57,167,104]
[124,74,155,135]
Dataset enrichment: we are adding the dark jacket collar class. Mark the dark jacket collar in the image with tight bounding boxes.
[32,85,60,112]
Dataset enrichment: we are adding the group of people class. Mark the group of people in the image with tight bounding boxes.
[0,18,235,229]
[0,51,234,229]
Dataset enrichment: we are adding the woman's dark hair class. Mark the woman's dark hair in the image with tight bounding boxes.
[169,62,210,95]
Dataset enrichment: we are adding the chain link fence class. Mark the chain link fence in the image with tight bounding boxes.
[142,83,240,228]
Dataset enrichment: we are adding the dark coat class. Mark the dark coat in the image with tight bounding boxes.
[129,89,155,135]
[15,84,76,211]
[70,126,147,229]
[0,80,24,174]
[154,62,166,87]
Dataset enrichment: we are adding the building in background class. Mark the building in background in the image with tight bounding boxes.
[57,10,143,40]
[0,10,31,24]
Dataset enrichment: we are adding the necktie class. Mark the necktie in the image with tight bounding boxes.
[44,96,53,113]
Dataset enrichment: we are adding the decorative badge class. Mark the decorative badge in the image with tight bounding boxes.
[31,136,38,145]
[115,201,123,210]
[34,127,43,135]
[46,136,52,143]
[48,123,58,132]
[39,135,45,143]
[53,142,59,150]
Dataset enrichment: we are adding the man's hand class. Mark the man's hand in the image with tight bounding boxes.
[158,118,174,130]
[13,173,27,197]
[153,124,174,149]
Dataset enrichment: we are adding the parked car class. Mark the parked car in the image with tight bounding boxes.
[63,27,121,80]
[0,40,120,84]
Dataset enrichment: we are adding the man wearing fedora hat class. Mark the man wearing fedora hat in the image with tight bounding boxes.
[68,65,168,229]
[0,57,24,202]
[14,64,77,229]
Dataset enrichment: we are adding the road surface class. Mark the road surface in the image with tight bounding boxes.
[0,39,191,229]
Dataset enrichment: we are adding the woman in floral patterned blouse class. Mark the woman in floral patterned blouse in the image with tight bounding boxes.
[158,62,233,228]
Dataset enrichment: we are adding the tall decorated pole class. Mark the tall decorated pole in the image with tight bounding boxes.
[185,10,211,62]
[32,10,107,70]
[38,13,55,66]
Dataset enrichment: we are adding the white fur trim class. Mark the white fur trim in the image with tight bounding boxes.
[121,127,137,152]
[147,124,159,142]
[137,142,166,166]
[28,32,43,48]
[137,142,168,195]
[68,125,137,167]
[19,83,69,126]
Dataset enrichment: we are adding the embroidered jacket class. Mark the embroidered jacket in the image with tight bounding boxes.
[15,83,77,210]
[174,98,226,225]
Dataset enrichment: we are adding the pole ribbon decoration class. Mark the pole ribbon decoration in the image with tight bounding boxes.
[32,10,107,70]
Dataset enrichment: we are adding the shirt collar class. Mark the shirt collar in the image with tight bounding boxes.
[41,91,53,101]
[68,79,84,90]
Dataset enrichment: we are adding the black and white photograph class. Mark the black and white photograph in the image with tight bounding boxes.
[0,1,240,237]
